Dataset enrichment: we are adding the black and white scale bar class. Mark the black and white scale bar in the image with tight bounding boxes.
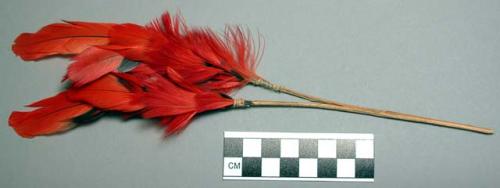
[223,131,374,182]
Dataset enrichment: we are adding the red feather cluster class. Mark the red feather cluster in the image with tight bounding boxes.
[10,12,260,138]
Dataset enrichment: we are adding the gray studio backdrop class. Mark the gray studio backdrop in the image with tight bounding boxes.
[1,0,499,188]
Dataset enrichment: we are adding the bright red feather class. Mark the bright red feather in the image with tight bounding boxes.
[103,23,160,62]
[67,74,144,112]
[161,112,196,135]
[138,68,234,134]
[67,47,123,87]
[12,21,115,60]
[9,92,93,138]
[98,12,261,93]
[9,11,260,137]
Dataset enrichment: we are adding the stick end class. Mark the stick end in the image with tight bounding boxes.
[481,128,494,134]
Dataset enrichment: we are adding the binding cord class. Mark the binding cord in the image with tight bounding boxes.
[251,78,283,92]
[233,99,252,108]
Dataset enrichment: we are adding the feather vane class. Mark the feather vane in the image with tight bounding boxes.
[9,92,92,138]
[12,21,115,60]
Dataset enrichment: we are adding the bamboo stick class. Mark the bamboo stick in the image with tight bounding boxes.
[239,81,495,134]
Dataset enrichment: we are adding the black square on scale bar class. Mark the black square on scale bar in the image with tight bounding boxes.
[280,158,299,177]
[356,159,374,178]
[242,157,261,177]
[318,158,337,178]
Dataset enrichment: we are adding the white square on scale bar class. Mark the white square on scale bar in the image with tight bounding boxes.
[280,139,299,158]
[318,140,337,158]
[223,157,242,176]
[356,140,374,158]
[337,159,355,178]
[243,139,261,157]
[261,158,280,177]
[299,158,318,177]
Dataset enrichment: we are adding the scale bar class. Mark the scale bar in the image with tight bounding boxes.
[224,176,374,182]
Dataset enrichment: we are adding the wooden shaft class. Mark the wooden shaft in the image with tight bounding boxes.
[278,86,345,106]
[248,100,494,134]
[251,78,346,106]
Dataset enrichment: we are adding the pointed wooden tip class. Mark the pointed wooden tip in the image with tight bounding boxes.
[481,128,494,135]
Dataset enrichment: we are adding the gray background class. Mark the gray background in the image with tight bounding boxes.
[1,0,499,187]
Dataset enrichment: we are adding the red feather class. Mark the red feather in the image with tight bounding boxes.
[148,13,261,92]
[67,47,123,87]
[140,68,234,134]
[108,65,232,134]
[12,21,115,60]
[9,11,260,137]
[67,74,144,112]
[9,92,93,138]
[103,23,160,62]
[185,26,261,83]
[161,112,196,135]
[100,12,261,93]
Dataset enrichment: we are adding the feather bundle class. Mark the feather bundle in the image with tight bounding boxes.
[139,67,234,134]
[8,10,493,138]
[102,13,262,93]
